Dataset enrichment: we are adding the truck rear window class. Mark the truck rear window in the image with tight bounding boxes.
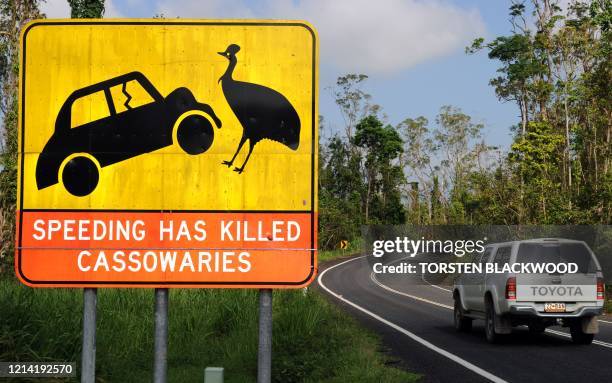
[516,243,596,273]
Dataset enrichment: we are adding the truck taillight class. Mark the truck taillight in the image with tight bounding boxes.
[597,278,605,300]
[506,277,516,300]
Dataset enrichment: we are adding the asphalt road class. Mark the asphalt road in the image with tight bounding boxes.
[317,255,612,383]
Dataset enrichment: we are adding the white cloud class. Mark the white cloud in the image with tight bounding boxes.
[277,0,486,74]
[42,0,486,74]
[40,0,123,18]
[154,0,486,75]
[155,0,255,18]
[557,0,573,11]
[40,0,71,18]
[105,0,124,17]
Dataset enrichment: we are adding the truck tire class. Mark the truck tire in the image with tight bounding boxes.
[570,322,594,345]
[485,298,502,343]
[454,296,472,332]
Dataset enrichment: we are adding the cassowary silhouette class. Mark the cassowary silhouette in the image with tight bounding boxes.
[218,44,301,174]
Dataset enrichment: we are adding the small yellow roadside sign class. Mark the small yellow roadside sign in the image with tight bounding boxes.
[17,20,318,288]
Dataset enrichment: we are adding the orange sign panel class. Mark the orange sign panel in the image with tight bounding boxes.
[16,20,318,288]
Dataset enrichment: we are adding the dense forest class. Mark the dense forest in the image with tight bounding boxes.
[0,1,610,272]
[319,0,611,249]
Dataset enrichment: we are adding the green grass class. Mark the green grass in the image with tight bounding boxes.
[318,237,364,263]
[0,276,420,383]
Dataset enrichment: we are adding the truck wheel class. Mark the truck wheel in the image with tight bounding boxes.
[570,322,594,345]
[62,156,99,196]
[454,296,472,332]
[485,298,501,343]
[177,114,214,155]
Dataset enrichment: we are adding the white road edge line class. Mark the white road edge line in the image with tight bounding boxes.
[545,329,612,349]
[370,272,453,310]
[318,256,509,383]
[381,253,454,293]
[421,273,453,292]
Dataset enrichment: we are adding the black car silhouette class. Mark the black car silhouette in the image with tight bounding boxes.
[35,71,222,196]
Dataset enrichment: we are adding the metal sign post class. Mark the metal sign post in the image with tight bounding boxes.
[153,288,169,383]
[81,288,97,383]
[258,289,273,383]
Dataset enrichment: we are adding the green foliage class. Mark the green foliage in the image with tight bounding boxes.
[395,105,489,225]
[317,237,364,262]
[68,0,104,18]
[509,121,565,222]
[0,1,42,272]
[318,136,363,249]
[354,116,403,162]
[0,94,17,267]
[354,115,405,224]
[319,112,407,249]
[319,76,406,249]
[460,0,611,224]
[331,74,379,139]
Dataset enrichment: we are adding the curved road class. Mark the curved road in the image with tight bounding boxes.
[318,255,612,383]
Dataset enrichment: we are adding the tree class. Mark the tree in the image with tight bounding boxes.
[353,115,405,224]
[397,116,434,223]
[318,135,363,249]
[467,0,611,224]
[399,106,489,224]
[330,74,379,141]
[319,75,404,249]
[0,0,43,272]
[68,0,104,18]
[509,121,565,222]
[0,0,106,272]
[434,106,484,200]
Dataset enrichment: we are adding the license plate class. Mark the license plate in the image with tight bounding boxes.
[544,303,566,313]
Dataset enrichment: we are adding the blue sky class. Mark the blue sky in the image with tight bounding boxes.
[41,0,523,150]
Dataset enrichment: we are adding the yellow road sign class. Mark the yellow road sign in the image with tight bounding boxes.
[17,19,318,288]
[340,240,348,250]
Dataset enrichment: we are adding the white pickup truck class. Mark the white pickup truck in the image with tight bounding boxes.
[453,238,605,344]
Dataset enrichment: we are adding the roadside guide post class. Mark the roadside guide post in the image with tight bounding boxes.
[17,20,317,382]
[81,288,97,383]
[340,240,348,255]
[258,289,273,383]
[153,288,169,383]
